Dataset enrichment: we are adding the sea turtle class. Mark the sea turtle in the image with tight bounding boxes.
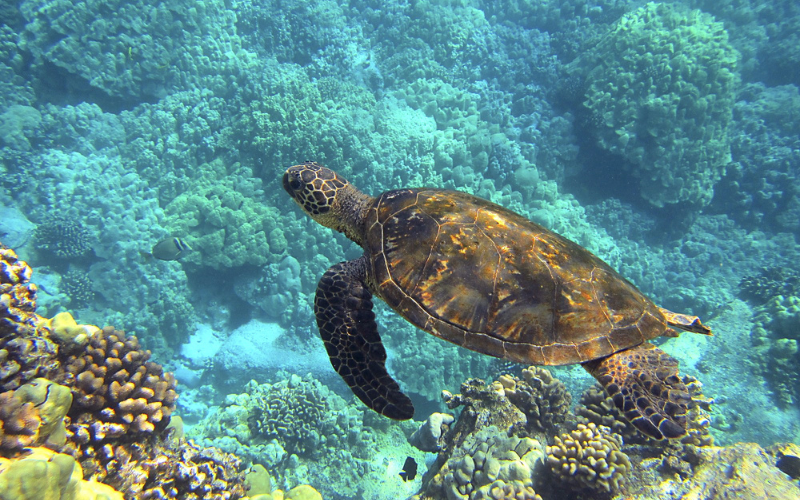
[283,162,712,439]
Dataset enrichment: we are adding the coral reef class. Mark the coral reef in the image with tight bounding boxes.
[623,442,800,500]
[414,375,547,499]
[189,373,396,499]
[716,83,800,230]
[100,439,247,500]
[62,325,178,440]
[247,374,336,458]
[61,268,97,308]
[0,245,37,335]
[0,385,41,454]
[493,367,572,435]
[751,294,800,406]
[576,2,739,208]
[413,368,777,500]
[0,243,253,499]
[0,446,124,500]
[34,214,92,259]
[161,158,287,271]
[546,422,631,493]
[413,426,545,500]
[18,0,254,103]
[739,266,800,304]
[0,378,72,454]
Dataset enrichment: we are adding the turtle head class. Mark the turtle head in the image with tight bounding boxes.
[283,162,371,245]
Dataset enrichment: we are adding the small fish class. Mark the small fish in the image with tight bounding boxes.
[399,456,417,482]
[151,237,192,261]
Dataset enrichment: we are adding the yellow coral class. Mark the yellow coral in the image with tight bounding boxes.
[546,423,630,492]
[284,485,323,500]
[0,447,123,500]
[46,312,98,345]
[245,464,272,496]
[246,485,323,500]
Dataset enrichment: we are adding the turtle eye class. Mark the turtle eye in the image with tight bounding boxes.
[283,171,304,197]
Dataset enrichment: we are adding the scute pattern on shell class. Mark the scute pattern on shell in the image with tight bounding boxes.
[367,188,668,366]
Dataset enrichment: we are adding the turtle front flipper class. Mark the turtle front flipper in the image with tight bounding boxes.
[582,342,689,440]
[315,256,414,420]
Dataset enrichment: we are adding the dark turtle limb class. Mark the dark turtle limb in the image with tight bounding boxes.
[582,342,689,440]
[315,255,414,420]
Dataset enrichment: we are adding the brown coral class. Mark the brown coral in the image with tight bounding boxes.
[493,366,571,435]
[0,378,73,456]
[0,246,39,339]
[0,246,62,392]
[546,423,631,492]
[472,481,542,500]
[0,389,40,454]
[94,438,247,500]
[63,326,178,442]
[0,243,253,499]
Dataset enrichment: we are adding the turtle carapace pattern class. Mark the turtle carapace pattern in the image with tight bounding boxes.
[283,162,712,440]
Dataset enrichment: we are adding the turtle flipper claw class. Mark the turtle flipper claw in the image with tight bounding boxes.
[315,256,414,420]
[583,342,689,440]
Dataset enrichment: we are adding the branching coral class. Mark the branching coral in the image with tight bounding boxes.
[98,439,247,500]
[739,267,800,304]
[546,423,631,492]
[0,246,61,392]
[62,326,177,443]
[246,374,361,459]
[34,214,92,259]
[61,268,96,308]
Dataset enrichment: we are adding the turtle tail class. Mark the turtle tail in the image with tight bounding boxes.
[583,342,689,440]
[315,256,414,420]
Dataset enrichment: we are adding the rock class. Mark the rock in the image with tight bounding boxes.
[409,412,455,452]
[0,206,35,249]
[624,442,800,500]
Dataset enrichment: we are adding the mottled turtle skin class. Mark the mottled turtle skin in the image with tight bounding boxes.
[283,162,712,440]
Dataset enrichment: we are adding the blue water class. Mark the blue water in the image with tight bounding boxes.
[1,0,798,498]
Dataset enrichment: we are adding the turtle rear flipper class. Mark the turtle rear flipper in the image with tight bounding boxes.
[583,342,689,440]
[315,256,414,420]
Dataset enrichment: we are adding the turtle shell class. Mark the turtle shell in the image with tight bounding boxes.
[364,188,667,366]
